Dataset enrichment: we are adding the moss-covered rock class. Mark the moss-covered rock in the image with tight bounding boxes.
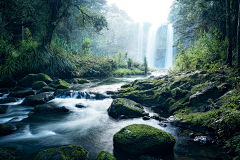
[113,124,175,157]
[49,79,71,89]
[95,151,116,160]
[18,73,53,87]
[8,90,36,98]
[32,81,47,90]
[0,123,17,136]
[35,73,53,84]
[0,76,16,88]
[26,92,54,106]
[40,86,55,92]
[72,78,89,84]
[108,98,147,119]
[35,145,89,160]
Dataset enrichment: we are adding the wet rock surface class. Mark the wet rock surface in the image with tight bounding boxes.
[26,92,54,106]
[0,97,17,104]
[108,98,147,119]
[0,123,17,136]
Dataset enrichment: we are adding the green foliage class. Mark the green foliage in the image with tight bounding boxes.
[81,38,91,55]
[127,58,133,69]
[113,68,144,77]
[173,31,227,71]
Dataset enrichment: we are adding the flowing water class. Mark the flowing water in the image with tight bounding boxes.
[0,73,232,160]
[137,23,144,62]
[146,24,160,68]
[165,24,174,69]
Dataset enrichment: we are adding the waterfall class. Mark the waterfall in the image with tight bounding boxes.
[137,23,144,62]
[165,24,174,69]
[146,24,159,67]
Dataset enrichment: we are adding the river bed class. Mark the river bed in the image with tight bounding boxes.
[0,71,232,160]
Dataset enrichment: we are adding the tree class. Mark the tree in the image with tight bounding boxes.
[226,0,232,65]
[237,0,240,68]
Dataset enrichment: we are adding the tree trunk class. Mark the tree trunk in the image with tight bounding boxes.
[226,0,233,65]
[237,0,240,68]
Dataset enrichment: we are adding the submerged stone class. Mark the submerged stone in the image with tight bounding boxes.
[113,124,175,157]
[95,151,116,160]
[108,98,147,119]
[35,145,89,160]
[0,106,8,114]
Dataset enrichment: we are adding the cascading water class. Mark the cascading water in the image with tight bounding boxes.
[146,24,159,68]
[137,23,144,62]
[165,24,174,69]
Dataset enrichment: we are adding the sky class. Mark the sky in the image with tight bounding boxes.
[107,0,174,24]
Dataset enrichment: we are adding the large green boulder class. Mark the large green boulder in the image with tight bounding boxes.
[35,145,89,160]
[32,81,47,90]
[26,92,54,106]
[8,90,36,98]
[72,78,89,84]
[40,86,55,92]
[113,124,175,157]
[108,98,147,119]
[95,151,116,160]
[49,79,71,89]
[18,73,53,87]
[0,76,16,88]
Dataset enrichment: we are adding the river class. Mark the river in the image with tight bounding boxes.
[0,72,232,160]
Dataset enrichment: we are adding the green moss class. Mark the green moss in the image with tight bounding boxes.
[18,74,36,87]
[18,73,52,87]
[95,151,116,160]
[49,79,70,89]
[114,124,175,145]
[121,83,132,88]
[113,124,175,156]
[35,145,88,160]
[72,78,89,84]
[40,86,55,92]
[35,73,53,84]
[32,81,47,90]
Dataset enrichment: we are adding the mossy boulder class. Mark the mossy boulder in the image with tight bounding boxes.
[35,73,53,84]
[8,90,36,98]
[26,92,55,106]
[34,104,69,113]
[32,81,47,90]
[108,98,147,119]
[72,78,89,84]
[95,151,116,160]
[0,123,17,136]
[113,124,175,157]
[0,76,16,88]
[49,79,71,89]
[18,73,53,87]
[35,145,89,160]
[40,86,55,92]
[0,97,17,104]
